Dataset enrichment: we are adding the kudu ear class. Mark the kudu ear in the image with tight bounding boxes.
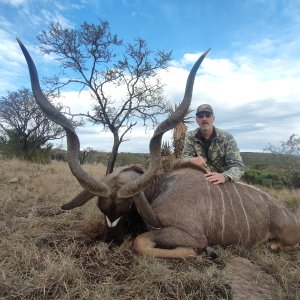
[133,192,161,229]
[61,190,95,210]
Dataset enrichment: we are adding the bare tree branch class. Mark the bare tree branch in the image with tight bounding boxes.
[0,89,69,155]
[37,20,172,173]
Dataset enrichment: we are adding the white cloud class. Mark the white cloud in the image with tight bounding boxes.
[1,1,300,153]
[0,30,32,93]
[56,90,160,152]
[3,40,300,153]
[247,38,276,55]
[0,0,27,7]
[54,1,85,11]
[0,15,12,29]
[41,9,74,28]
[58,91,96,114]
[56,48,300,153]
[159,49,300,153]
[51,39,300,153]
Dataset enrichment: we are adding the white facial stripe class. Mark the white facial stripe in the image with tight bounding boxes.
[105,216,122,228]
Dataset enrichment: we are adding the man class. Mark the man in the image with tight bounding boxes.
[181,104,245,184]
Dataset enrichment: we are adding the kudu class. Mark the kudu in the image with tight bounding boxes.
[18,39,300,258]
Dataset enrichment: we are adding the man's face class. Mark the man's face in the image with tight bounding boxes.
[196,112,215,132]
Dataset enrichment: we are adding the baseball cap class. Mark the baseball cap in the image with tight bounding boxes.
[196,104,214,115]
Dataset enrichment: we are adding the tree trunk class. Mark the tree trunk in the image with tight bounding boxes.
[173,122,187,159]
[106,132,121,175]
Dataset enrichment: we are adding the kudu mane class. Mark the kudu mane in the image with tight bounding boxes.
[172,160,209,174]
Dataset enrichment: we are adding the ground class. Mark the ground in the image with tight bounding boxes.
[0,159,299,299]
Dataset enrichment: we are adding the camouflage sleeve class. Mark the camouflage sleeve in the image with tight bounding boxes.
[181,131,196,160]
[222,137,245,182]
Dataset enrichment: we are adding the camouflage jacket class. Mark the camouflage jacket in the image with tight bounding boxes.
[181,127,245,182]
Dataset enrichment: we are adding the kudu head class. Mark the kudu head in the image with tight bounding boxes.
[17,38,210,242]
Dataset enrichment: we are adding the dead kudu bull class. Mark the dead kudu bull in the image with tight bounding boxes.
[18,39,300,258]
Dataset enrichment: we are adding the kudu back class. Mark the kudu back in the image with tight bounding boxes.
[133,163,299,257]
[18,39,299,258]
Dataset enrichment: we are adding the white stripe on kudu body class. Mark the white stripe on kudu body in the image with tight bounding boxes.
[224,184,238,227]
[216,185,226,243]
[233,184,251,244]
[152,167,299,250]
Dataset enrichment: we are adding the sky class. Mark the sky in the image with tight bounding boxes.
[0,0,300,153]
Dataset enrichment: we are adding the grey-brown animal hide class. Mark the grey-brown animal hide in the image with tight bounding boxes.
[148,163,299,249]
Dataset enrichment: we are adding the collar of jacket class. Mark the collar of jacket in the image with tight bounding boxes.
[194,126,218,142]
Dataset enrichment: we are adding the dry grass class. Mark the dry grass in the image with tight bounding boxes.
[0,159,299,299]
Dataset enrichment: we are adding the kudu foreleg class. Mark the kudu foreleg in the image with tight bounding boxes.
[134,236,198,258]
[270,222,300,251]
[133,227,209,258]
[268,206,300,251]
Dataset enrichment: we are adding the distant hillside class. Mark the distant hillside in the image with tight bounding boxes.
[50,148,299,169]
[240,152,300,189]
[49,149,299,188]
[50,148,150,167]
[241,152,300,168]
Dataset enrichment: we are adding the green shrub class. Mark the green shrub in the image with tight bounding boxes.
[50,148,150,168]
[242,167,287,188]
[0,135,52,164]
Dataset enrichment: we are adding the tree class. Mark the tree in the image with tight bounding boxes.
[0,88,65,161]
[172,105,193,159]
[264,134,300,187]
[37,20,171,174]
[264,134,300,156]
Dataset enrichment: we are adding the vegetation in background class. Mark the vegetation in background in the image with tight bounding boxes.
[161,141,172,157]
[240,135,300,188]
[242,166,287,189]
[49,148,300,189]
[0,89,65,163]
[161,141,172,172]
[37,20,171,174]
[0,133,52,164]
[264,134,300,156]
[264,134,300,188]
[171,105,193,159]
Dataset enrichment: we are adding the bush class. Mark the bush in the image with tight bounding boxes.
[0,135,52,164]
[242,167,287,189]
[50,148,150,168]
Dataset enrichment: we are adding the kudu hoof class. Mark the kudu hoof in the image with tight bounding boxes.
[194,246,218,259]
[269,241,282,252]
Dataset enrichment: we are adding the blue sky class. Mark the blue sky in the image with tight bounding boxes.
[0,0,300,153]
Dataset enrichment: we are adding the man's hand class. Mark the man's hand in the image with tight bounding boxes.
[190,156,206,166]
[205,172,227,184]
